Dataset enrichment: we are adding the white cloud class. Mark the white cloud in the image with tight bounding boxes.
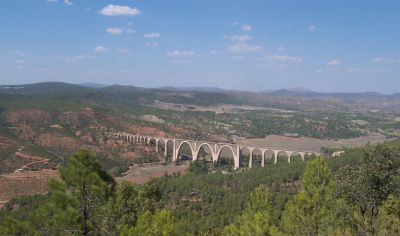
[168,50,195,57]
[308,25,316,32]
[7,50,25,57]
[225,34,253,43]
[345,67,363,73]
[99,4,141,16]
[172,59,193,64]
[276,46,285,52]
[241,24,252,32]
[125,29,135,34]
[64,0,72,5]
[231,55,245,60]
[16,60,26,68]
[228,43,263,53]
[144,33,160,39]
[209,50,220,55]
[59,54,96,61]
[106,27,123,35]
[106,25,135,35]
[94,46,109,52]
[145,42,158,47]
[116,48,130,53]
[327,59,341,66]
[262,55,303,63]
[372,57,400,64]
[315,69,324,74]
[46,0,57,3]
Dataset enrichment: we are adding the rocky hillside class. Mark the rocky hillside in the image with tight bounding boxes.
[1,82,399,174]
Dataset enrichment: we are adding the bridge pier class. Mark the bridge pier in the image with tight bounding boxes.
[287,151,293,163]
[273,150,279,164]
[261,149,266,167]
[164,140,168,157]
[248,148,254,168]
[234,145,240,169]
[172,140,177,162]
[155,139,159,152]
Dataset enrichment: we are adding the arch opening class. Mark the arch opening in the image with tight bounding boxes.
[290,152,303,163]
[176,142,194,163]
[304,153,315,161]
[216,145,236,170]
[148,138,157,147]
[250,148,263,167]
[240,147,251,167]
[276,151,290,164]
[264,150,275,165]
[157,139,164,152]
[196,143,214,162]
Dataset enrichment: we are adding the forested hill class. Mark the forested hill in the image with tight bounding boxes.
[1,82,400,112]
[1,143,399,235]
[0,81,399,176]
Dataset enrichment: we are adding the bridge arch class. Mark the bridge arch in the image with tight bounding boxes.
[304,152,315,161]
[148,137,157,145]
[289,151,305,163]
[274,150,291,164]
[262,149,275,165]
[242,146,263,168]
[176,141,195,161]
[251,148,266,167]
[195,143,215,161]
[216,145,239,168]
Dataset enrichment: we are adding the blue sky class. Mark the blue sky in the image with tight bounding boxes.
[1,0,400,93]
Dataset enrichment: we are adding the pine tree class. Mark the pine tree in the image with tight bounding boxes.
[101,180,162,235]
[282,156,347,235]
[336,144,400,235]
[376,195,400,236]
[119,209,177,236]
[34,149,115,235]
[222,185,280,236]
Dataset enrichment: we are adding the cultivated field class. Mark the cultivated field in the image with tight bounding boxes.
[0,169,57,208]
[116,163,189,184]
[150,101,295,114]
[237,134,389,152]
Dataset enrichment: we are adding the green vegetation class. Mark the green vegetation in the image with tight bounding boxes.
[1,82,400,235]
[1,82,399,175]
[0,149,173,235]
[2,143,399,235]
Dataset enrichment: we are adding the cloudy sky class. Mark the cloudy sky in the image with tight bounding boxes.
[1,0,400,93]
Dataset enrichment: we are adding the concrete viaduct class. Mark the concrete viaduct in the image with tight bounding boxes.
[110,132,318,169]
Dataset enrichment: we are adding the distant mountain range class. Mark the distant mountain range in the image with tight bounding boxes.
[2,82,400,113]
[1,82,397,97]
[79,83,108,88]
[158,86,225,92]
[263,88,387,99]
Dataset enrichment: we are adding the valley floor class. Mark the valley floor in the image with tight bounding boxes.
[237,134,389,152]
[116,163,189,184]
